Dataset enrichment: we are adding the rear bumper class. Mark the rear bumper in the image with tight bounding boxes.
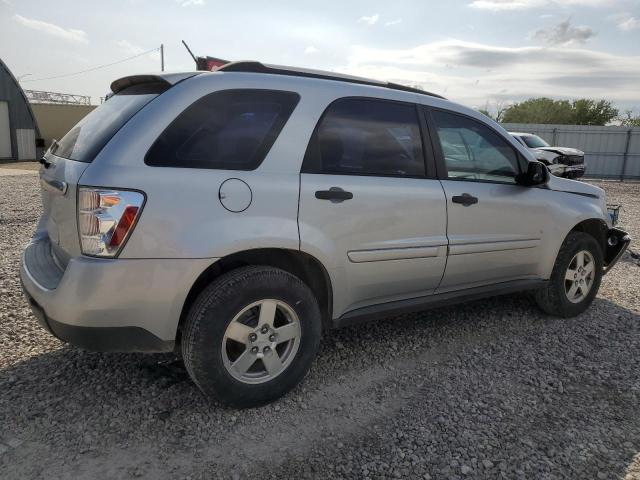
[22,286,172,352]
[603,228,631,275]
[20,237,215,352]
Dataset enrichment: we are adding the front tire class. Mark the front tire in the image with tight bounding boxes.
[535,232,603,317]
[182,266,322,408]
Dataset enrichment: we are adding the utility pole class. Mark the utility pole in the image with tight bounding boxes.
[160,44,165,72]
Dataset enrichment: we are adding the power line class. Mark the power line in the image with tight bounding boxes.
[22,47,160,83]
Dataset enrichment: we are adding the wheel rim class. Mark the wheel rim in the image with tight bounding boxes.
[564,250,596,304]
[221,299,301,384]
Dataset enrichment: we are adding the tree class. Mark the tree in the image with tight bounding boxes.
[502,98,574,124]
[501,97,618,125]
[477,100,508,122]
[572,99,618,126]
[619,110,640,127]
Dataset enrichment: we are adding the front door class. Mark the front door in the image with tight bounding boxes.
[428,108,548,291]
[299,97,448,317]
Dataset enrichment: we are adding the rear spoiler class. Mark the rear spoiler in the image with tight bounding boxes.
[110,72,201,94]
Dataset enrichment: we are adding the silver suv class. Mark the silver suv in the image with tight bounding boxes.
[21,62,630,407]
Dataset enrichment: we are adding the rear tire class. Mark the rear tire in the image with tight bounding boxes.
[182,266,322,408]
[535,232,603,318]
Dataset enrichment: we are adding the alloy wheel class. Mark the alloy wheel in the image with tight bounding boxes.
[221,299,301,384]
[564,250,595,304]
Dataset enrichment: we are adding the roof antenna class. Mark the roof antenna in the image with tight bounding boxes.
[182,40,198,68]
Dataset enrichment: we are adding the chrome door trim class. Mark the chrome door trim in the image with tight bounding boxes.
[348,245,445,263]
[448,238,541,255]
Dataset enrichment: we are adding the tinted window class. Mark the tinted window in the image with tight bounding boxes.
[146,89,299,170]
[303,98,425,177]
[52,83,165,163]
[432,110,520,183]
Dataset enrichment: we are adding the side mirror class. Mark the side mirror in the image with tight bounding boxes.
[518,161,549,186]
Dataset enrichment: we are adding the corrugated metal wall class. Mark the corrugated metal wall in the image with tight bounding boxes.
[502,123,640,180]
[15,128,36,160]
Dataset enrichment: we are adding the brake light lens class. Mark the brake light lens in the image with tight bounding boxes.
[78,187,145,257]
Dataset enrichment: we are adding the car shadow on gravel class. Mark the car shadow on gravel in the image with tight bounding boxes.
[1,294,639,479]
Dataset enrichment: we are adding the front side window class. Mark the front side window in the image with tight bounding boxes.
[146,89,299,170]
[432,110,521,183]
[303,98,425,177]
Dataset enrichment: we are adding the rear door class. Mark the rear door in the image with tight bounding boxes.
[298,97,448,317]
[427,108,548,291]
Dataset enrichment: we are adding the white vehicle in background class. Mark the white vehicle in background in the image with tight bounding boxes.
[510,132,586,179]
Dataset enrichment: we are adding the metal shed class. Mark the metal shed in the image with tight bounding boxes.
[0,57,41,162]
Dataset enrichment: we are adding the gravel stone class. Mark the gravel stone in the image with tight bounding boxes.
[1,175,639,480]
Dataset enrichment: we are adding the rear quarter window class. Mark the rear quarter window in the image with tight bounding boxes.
[145,89,300,170]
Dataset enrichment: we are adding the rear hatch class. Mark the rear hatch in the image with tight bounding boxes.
[37,73,198,266]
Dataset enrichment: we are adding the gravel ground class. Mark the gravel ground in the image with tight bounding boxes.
[1,175,639,480]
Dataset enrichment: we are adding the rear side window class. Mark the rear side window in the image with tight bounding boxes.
[302,98,425,177]
[52,83,166,163]
[145,89,300,170]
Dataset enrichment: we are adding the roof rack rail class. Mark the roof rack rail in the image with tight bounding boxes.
[216,61,446,100]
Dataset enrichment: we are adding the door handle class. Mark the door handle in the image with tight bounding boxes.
[315,187,353,202]
[451,193,478,206]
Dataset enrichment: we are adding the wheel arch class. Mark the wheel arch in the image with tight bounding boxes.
[568,218,608,256]
[175,248,333,347]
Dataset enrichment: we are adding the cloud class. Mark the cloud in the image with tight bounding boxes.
[13,14,88,43]
[470,0,546,10]
[358,14,380,25]
[610,12,640,31]
[116,40,145,55]
[176,0,204,6]
[304,46,319,55]
[532,19,596,46]
[384,19,403,27]
[339,39,640,106]
[469,0,613,10]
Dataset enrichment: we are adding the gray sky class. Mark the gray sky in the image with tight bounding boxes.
[1,0,639,112]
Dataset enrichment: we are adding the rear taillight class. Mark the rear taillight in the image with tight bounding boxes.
[78,187,145,257]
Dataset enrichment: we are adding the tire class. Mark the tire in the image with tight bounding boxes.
[535,231,603,318]
[182,266,322,408]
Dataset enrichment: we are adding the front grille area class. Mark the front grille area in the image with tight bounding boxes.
[559,155,584,165]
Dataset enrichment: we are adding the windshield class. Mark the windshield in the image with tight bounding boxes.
[51,83,166,162]
[521,135,550,148]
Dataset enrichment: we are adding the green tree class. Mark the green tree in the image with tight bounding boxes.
[501,97,618,125]
[572,99,618,125]
[502,98,574,124]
